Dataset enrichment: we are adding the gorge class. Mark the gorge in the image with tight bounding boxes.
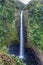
[0,0,43,65]
[8,10,41,65]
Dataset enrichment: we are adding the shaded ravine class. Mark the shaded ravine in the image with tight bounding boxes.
[8,43,41,65]
[8,10,42,65]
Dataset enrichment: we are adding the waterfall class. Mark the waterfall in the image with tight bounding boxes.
[19,11,24,59]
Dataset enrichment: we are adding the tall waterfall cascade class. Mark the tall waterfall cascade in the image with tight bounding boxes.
[19,11,24,59]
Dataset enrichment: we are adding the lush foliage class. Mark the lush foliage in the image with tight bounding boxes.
[0,45,26,65]
[0,1,43,65]
[27,0,43,52]
[0,1,26,65]
[0,0,19,46]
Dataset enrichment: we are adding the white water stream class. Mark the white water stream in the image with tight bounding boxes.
[19,11,24,59]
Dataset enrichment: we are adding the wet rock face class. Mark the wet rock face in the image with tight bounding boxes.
[14,10,20,37]
[24,48,40,65]
[15,10,28,42]
[23,10,28,44]
[39,53,43,65]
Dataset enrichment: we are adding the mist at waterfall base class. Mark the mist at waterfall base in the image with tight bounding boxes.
[8,11,39,65]
[9,43,38,65]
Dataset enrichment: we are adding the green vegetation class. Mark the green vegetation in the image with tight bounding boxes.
[0,0,43,65]
[0,45,26,65]
[0,0,26,65]
[0,0,26,47]
[27,0,43,52]
[0,0,19,46]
